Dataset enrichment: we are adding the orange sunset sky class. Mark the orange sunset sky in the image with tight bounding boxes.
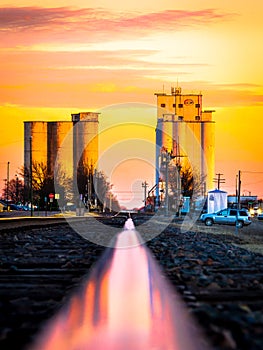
[0,0,262,207]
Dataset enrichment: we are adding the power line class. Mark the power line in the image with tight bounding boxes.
[241,171,263,174]
[242,179,263,186]
[240,170,263,187]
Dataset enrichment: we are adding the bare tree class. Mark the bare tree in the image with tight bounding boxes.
[1,176,24,203]
[21,161,72,209]
[168,165,206,211]
[76,160,120,212]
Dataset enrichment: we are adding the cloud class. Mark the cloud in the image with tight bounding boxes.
[0,6,231,46]
[194,83,263,108]
[0,76,261,109]
[0,48,209,84]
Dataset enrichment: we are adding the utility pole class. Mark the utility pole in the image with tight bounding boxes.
[6,161,10,207]
[142,181,148,207]
[174,139,185,214]
[30,136,33,217]
[15,174,19,203]
[86,171,91,212]
[165,158,169,216]
[159,148,184,217]
[109,193,113,213]
[235,170,242,234]
[237,170,241,210]
[213,173,225,190]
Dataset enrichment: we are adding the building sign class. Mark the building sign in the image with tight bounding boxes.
[184,99,194,105]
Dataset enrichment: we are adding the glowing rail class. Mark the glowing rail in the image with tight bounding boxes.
[29,218,210,350]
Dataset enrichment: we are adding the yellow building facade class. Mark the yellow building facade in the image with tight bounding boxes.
[155,87,215,196]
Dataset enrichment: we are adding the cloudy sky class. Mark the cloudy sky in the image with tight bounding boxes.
[0,0,262,206]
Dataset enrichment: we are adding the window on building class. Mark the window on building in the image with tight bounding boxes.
[172,104,176,107]
[178,116,184,121]
[195,103,201,108]
[195,116,200,121]
[161,103,166,108]
[178,103,183,108]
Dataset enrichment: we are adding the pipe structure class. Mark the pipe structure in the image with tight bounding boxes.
[29,218,210,350]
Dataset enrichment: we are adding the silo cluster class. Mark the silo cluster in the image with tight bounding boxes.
[24,113,99,192]
[155,87,215,196]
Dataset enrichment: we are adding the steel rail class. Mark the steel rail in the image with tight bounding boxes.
[29,218,210,350]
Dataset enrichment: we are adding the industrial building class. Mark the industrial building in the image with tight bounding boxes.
[155,87,215,208]
[24,112,99,203]
[23,89,214,211]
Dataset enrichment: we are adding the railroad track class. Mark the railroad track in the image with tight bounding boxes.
[0,220,106,350]
[0,217,262,349]
[147,230,263,350]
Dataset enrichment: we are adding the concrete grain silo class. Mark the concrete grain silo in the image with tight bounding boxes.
[71,112,99,173]
[23,112,99,207]
[48,121,73,178]
[24,121,48,171]
[155,87,215,204]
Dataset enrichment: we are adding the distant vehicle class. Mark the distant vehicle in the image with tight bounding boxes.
[258,213,263,221]
[200,208,251,228]
[0,202,23,211]
[21,205,30,211]
[9,204,23,211]
[19,204,38,211]
[65,202,76,211]
[249,206,262,217]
